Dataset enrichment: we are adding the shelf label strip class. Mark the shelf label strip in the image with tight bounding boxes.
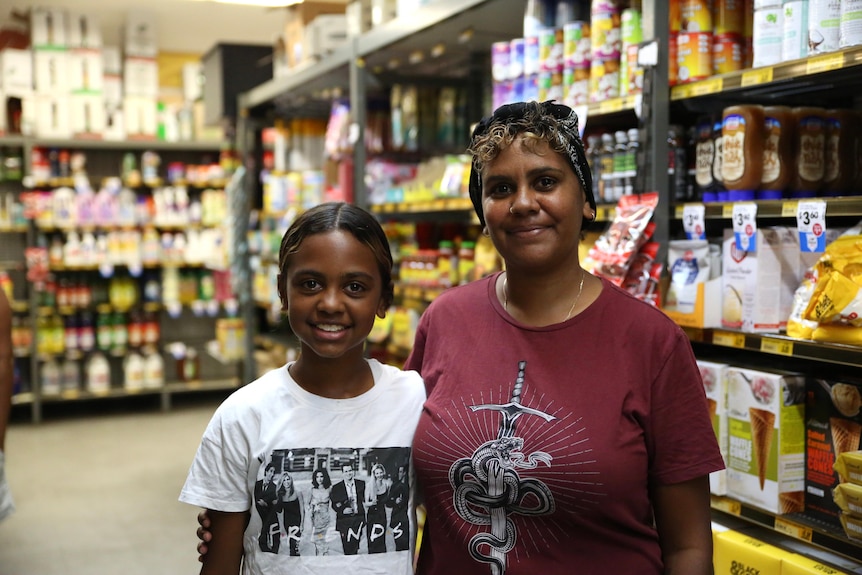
[774,517,813,542]
[760,337,794,356]
[713,331,746,348]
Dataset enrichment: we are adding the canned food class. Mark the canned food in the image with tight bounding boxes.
[677,32,712,83]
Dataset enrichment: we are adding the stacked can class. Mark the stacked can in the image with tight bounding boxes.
[752,0,783,67]
[620,6,643,97]
[677,0,713,82]
[782,0,809,61]
[563,21,591,107]
[712,0,746,74]
[538,26,565,103]
[589,0,621,103]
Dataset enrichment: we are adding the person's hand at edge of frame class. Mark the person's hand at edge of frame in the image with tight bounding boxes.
[197,509,212,562]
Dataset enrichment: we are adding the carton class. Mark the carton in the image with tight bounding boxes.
[726,366,806,514]
[781,554,850,574]
[721,227,800,333]
[713,530,792,575]
[804,378,862,528]
[0,48,33,91]
[698,359,729,495]
[283,2,347,68]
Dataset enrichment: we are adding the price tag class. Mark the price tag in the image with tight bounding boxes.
[166,302,183,318]
[691,77,723,97]
[774,517,813,542]
[760,337,794,356]
[732,203,758,252]
[711,496,742,516]
[741,67,774,86]
[682,204,706,240]
[797,200,826,253]
[598,98,624,115]
[781,201,799,217]
[805,53,844,75]
[721,204,734,219]
[191,300,205,317]
[206,300,220,317]
[713,330,746,348]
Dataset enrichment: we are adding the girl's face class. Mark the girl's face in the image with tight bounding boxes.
[481,136,591,274]
[282,230,387,362]
[373,466,385,479]
[314,471,324,485]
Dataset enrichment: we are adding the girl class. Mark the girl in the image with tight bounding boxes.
[308,468,334,555]
[180,202,425,575]
[364,463,392,554]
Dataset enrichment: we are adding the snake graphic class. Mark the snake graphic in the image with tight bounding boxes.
[448,361,556,575]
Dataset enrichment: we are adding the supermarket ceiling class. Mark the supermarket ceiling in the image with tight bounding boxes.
[0,0,332,54]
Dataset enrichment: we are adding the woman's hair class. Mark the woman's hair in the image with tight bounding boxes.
[370,463,387,479]
[312,468,332,489]
[278,202,394,309]
[279,472,295,497]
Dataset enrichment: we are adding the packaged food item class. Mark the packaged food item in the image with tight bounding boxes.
[760,105,795,199]
[721,104,766,201]
[833,479,862,516]
[823,108,860,196]
[789,107,827,198]
[834,450,862,486]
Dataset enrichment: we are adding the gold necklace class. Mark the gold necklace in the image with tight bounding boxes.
[503,269,586,321]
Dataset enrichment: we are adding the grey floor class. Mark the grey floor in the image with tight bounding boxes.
[0,397,223,575]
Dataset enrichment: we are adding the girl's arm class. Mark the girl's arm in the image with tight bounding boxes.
[199,509,249,575]
[652,475,714,575]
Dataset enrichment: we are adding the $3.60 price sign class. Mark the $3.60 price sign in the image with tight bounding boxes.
[683,204,706,240]
[732,203,758,252]
[797,200,826,253]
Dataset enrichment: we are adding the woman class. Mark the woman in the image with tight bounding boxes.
[308,468,333,556]
[385,464,410,552]
[405,101,723,574]
[365,463,392,554]
[275,472,303,556]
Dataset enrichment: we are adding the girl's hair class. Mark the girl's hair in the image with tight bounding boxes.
[312,468,332,489]
[370,463,387,478]
[279,472,295,498]
[278,202,394,309]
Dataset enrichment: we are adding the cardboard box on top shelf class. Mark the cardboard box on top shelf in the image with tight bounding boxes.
[346,0,373,36]
[804,377,862,530]
[0,48,32,92]
[698,359,729,495]
[66,13,102,49]
[721,227,801,333]
[70,93,106,138]
[68,50,104,93]
[123,57,159,98]
[726,366,806,515]
[34,94,72,139]
[284,2,348,68]
[34,49,70,94]
[371,0,398,26]
[713,530,794,575]
[125,10,158,59]
[30,7,67,49]
[124,96,158,139]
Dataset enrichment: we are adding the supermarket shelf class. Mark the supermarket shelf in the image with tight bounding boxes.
[11,392,34,405]
[671,46,862,102]
[394,284,446,302]
[0,135,223,152]
[682,328,862,369]
[163,377,241,395]
[39,386,166,403]
[673,197,862,220]
[372,198,617,222]
[711,496,862,573]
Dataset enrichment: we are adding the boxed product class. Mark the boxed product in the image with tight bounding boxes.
[834,450,862,486]
[698,359,729,495]
[804,377,862,528]
[726,366,806,514]
[721,227,800,333]
[781,554,850,574]
[833,482,862,517]
[713,530,793,575]
[283,2,347,68]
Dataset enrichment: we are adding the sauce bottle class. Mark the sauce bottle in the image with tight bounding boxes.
[712,118,727,201]
[721,104,765,201]
[822,109,860,197]
[694,118,716,201]
[790,107,827,198]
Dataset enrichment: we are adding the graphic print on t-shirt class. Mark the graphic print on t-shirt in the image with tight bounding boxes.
[252,446,411,557]
[444,360,604,575]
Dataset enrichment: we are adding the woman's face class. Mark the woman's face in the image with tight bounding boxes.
[481,136,591,274]
[314,471,324,485]
[373,466,385,479]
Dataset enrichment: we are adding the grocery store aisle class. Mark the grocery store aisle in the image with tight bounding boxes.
[0,397,223,575]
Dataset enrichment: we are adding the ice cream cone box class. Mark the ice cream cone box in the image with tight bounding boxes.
[698,359,729,495]
[721,227,801,333]
[781,554,850,574]
[713,530,792,575]
[726,366,806,514]
[804,378,862,527]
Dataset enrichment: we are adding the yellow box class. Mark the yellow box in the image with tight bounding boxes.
[714,530,793,575]
[663,277,723,328]
[781,554,849,574]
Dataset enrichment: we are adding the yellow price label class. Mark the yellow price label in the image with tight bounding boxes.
[671,84,694,100]
[711,496,742,516]
[187,380,202,390]
[806,53,844,75]
[691,77,724,97]
[774,517,813,542]
[741,67,773,86]
[382,203,395,213]
[61,390,81,400]
[675,205,685,219]
[781,201,799,217]
[432,199,446,210]
[721,204,734,219]
[596,207,607,221]
[713,331,746,348]
[760,337,794,356]
[597,98,624,114]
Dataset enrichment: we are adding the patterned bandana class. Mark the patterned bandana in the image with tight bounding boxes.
[467,100,595,227]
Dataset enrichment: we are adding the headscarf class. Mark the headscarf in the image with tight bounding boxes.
[467,101,595,227]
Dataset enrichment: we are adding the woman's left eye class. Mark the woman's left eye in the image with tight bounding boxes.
[536,176,557,189]
[346,282,365,294]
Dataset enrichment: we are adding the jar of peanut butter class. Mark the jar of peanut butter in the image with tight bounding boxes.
[721,104,765,201]
[760,106,795,199]
[823,109,860,197]
[789,107,827,198]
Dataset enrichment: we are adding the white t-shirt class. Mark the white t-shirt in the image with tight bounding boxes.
[180,359,425,575]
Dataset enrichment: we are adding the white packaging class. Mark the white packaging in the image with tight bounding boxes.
[840,0,862,48]
[34,94,72,139]
[68,50,104,93]
[347,0,373,36]
[103,75,122,108]
[726,366,806,515]
[34,49,70,94]
[782,0,809,61]
[666,239,711,314]
[371,0,398,26]
[299,15,349,64]
[808,0,841,53]
[31,8,68,49]
[124,11,158,58]
[753,7,784,68]
[103,103,126,141]
[66,13,102,49]
[101,46,122,75]
[123,57,159,97]
[0,49,33,91]
[182,62,202,103]
[70,93,106,137]
[721,227,801,333]
[698,360,730,496]
[124,96,158,138]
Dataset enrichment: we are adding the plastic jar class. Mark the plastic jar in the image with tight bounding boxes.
[790,107,827,198]
[722,105,766,201]
[760,106,796,199]
[822,109,860,197]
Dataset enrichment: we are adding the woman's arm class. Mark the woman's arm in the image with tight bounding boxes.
[652,475,714,575]
[199,509,248,575]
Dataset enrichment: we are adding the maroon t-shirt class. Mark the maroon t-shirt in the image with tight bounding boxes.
[406,274,724,575]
